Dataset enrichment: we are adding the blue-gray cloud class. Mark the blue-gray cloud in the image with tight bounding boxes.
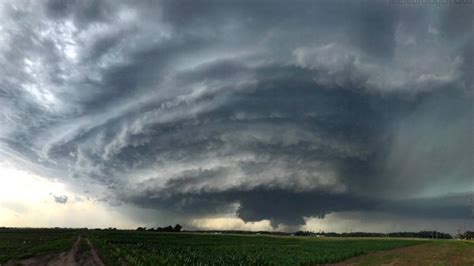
[0,0,472,229]
[52,194,68,204]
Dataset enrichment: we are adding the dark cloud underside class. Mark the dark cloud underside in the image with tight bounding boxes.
[0,0,472,229]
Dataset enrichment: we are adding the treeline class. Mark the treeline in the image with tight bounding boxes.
[294,230,453,239]
[459,231,473,240]
[190,230,290,236]
[387,231,452,239]
[136,224,182,232]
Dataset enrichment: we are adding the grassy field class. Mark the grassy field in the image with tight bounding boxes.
[88,231,424,265]
[0,228,77,264]
[339,240,474,265]
[2,229,472,265]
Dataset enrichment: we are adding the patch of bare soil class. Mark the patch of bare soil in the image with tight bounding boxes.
[334,241,474,266]
[6,236,105,266]
[83,238,104,266]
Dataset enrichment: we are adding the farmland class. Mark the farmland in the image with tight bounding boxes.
[338,240,474,265]
[0,228,76,264]
[2,228,474,265]
[0,228,432,265]
[88,231,425,265]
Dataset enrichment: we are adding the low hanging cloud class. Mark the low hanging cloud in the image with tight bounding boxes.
[0,0,472,231]
[52,194,68,204]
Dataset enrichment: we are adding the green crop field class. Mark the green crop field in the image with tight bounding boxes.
[0,228,77,263]
[7,228,472,265]
[88,231,424,265]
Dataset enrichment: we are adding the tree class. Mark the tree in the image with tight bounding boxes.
[173,224,182,232]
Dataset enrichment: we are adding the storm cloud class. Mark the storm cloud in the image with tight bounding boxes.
[0,0,472,231]
[52,194,68,204]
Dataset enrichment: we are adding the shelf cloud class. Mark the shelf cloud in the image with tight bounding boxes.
[0,0,472,231]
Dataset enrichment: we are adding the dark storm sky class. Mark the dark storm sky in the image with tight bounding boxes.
[0,0,473,230]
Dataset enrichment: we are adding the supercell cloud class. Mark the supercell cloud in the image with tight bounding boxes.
[0,0,472,231]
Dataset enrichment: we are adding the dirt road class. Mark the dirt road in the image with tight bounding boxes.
[6,236,105,266]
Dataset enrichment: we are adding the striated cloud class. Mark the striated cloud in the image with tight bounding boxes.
[0,0,472,229]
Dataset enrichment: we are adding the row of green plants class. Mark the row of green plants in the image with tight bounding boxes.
[0,228,77,263]
[90,231,424,265]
